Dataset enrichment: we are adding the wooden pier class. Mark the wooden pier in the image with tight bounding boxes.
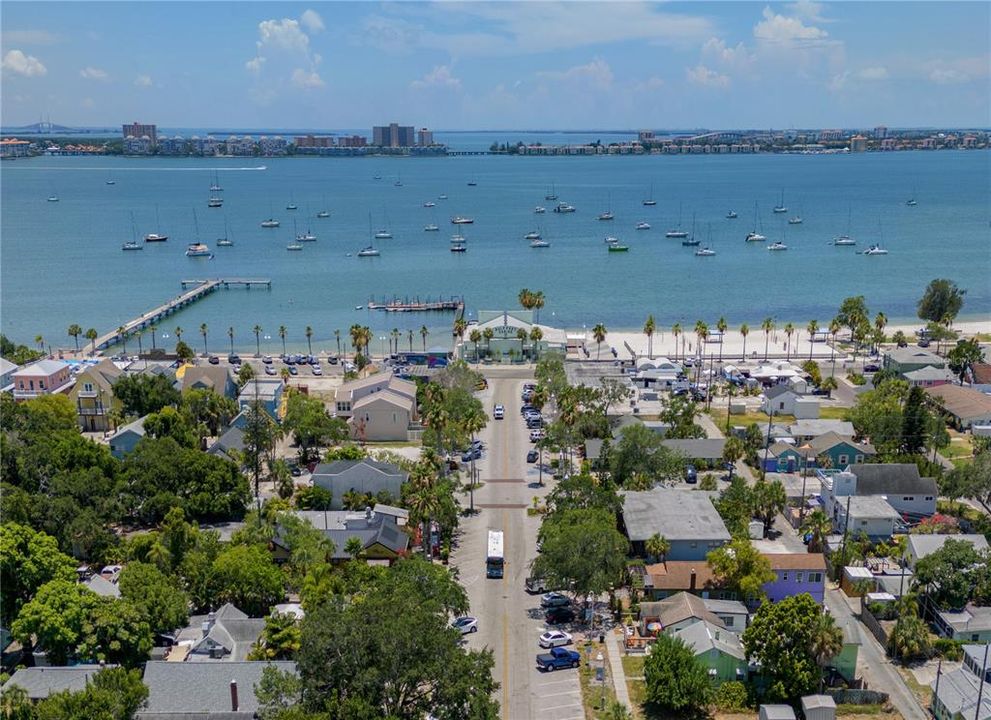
[367,295,464,313]
[95,278,271,351]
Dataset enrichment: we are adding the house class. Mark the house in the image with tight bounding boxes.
[583,415,668,464]
[963,643,991,683]
[970,363,991,393]
[789,419,856,442]
[0,357,19,390]
[839,495,902,538]
[621,487,730,561]
[638,592,726,635]
[68,359,123,431]
[829,613,861,683]
[701,598,749,632]
[925,384,991,430]
[903,365,956,388]
[641,561,728,600]
[165,604,265,662]
[762,553,827,604]
[883,347,947,375]
[237,378,284,420]
[673,620,747,683]
[208,424,245,463]
[108,416,147,458]
[931,666,991,720]
[334,373,417,441]
[935,605,991,644]
[139,661,297,720]
[819,464,937,522]
[763,432,875,473]
[180,365,236,398]
[761,385,819,419]
[634,358,686,389]
[311,458,408,509]
[275,507,409,563]
[906,534,990,570]
[12,359,72,400]
[3,665,115,701]
[79,565,122,598]
[659,438,727,468]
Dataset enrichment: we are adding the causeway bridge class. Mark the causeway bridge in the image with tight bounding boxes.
[94,278,271,351]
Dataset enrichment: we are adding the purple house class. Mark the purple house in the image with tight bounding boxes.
[762,553,827,605]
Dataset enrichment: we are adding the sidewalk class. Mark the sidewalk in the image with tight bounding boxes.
[605,629,632,708]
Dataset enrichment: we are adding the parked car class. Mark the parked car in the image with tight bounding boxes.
[451,616,478,635]
[520,404,535,415]
[343,361,357,372]
[262,356,273,365]
[228,354,241,365]
[290,465,303,477]
[536,647,580,672]
[526,449,539,463]
[327,356,339,364]
[493,404,505,420]
[544,606,576,625]
[265,365,277,376]
[538,630,573,649]
[208,355,220,365]
[529,429,545,442]
[864,363,881,373]
[540,592,571,608]
[461,447,481,462]
[685,464,698,484]
[288,366,298,376]
[312,365,323,376]
[525,575,548,594]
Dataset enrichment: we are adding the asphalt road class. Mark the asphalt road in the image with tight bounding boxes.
[450,372,585,720]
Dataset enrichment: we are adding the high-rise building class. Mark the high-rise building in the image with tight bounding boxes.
[849,135,868,152]
[372,123,416,148]
[122,122,157,147]
[337,135,367,148]
[874,126,888,140]
[417,128,434,146]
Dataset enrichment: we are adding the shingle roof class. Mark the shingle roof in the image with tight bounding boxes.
[643,561,724,593]
[931,667,991,719]
[182,366,233,394]
[3,665,114,700]
[763,553,827,571]
[109,415,147,441]
[938,605,991,634]
[14,359,69,376]
[789,419,856,437]
[639,592,724,629]
[807,431,874,455]
[352,388,414,412]
[675,619,745,661]
[848,464,937,495]
[622,488,730,543]
[139,661,297,719]
[764,385,797,399]
[925,384,991,422]
[973,363,991,385]
[885,347,945,366]
[208,425,245,459]
[908,534,989,563]
[904,366,956,382]
[660,438,727,460]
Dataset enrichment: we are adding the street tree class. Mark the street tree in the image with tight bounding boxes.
[643,633,712,714]
[118,562,189,635]
[211,544,285,617]
[1,523,77,625]
[708,537,775,602]
[948,338,984,385]
[918,278,966,325]
[751,478,787,536]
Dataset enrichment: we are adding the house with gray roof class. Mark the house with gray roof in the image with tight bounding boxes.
[3,665,115,700]
[208,424,245,463]
[139,661,297,720]
[903,365,956,388]
[963,643,991,683]
[789,419,856,442]
[311,458,408,509]
[165,604,265,662]
[819,463,937,522]
[884,347,947,375]
[621,487,730,560]
[931,665,991,720]
[0,357,19,391]
[935,604,991,644]
[907,534,989,570]
[674,620,747,683]
[275,507,409,563]
[761,385,819,419]
[638,592,724,636]
[334,373,418,441]
[108,415,147,458]
[660,438,727,466]
[181,366,236,398]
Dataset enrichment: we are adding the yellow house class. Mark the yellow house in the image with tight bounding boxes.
[68,359,123,432]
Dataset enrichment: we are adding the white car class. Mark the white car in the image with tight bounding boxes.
[451,616,478,635]
[312,365,323,376]
[529,429,545,442]
[539,630,573,648]
[493,404,505,420]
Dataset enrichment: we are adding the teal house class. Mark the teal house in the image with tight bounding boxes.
[673,620,748,684]
[763,431,875,473]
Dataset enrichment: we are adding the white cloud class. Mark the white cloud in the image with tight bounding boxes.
[300,9,325,34]
[411,65,462,91]
[754,6,829,45]
[245,56,265,73]
[134,74,153,87]
[2,49,47,77]
[787,1,830,23]
[537,58,614,91]
[2,29,59,45]
[828,71,850,92]
[929,68,970,84]
[79,66,109,81]
[702,37,756,74]
[858,66,888,80]
[686,64,730,88]
[291,68,324,89]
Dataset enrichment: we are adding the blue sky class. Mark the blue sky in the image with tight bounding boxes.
[2,2,988,130]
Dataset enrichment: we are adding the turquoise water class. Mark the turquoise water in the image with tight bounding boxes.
[2,150,988,353]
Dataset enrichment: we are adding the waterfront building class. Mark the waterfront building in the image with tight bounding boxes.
[372,123,415,148]
[225,135,256,156]
[68,358,123,432]
[12,359,72,401]
[0,138,31,158]
[123,135,154,155]
[417,128,434,146]
[294,135,334,148]
[849,135,868,152]
[157,135,188,155]
[458,310,566,363]
[257,135,288,156]
[122,121,157,147]
[638,129,656,143]
[337,134,367,148]
[874,126,888,140]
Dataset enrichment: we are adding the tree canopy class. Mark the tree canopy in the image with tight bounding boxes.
[642,633,713,714]
[917,278,966,324]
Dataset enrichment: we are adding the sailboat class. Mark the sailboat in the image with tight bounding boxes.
[261,203,280,228]
[695,223,716,256]
[286,194,297,210]
[122,212,143,251]
[788,203,803,224]
[216,219,233,247]
[545,183,558,201]
[863,219,889,255]
[834,208,856,245]
[374,212,393,239]
[726,210,738,219]
[394,175,403,187]
[745,202,766,242]
[296,225,317,242]
[524,231,541,240]
[358,214,381,256]
[210,172,223,192]
[636,221,650,230]
[47,193,59,202]
[665,202,689,238]
[316,197,330,218]
[642,183,657,206]
[597,195,615,221]
[185,209,212,257]
[145,205,168,242]
[450,232,467,252]
[772,190,787,213]
[105,172,116,186]
[906,187,918,206]
[767,217,788,251]
[681,213,700,246]
[530,226,550,248]
[534,206,546,214]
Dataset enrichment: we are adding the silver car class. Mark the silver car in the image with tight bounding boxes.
[451,616,478,634]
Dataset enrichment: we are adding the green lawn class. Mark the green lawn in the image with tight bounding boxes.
[621,655,645,677]
[577,640,619,719]
[818,406,852,420]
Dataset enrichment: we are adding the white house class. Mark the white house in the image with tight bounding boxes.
[835,495,901,538]
[819,463,937,524]
[334,373,417,441]
[761,385,819,419]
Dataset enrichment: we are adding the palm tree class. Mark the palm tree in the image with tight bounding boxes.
[253,325,263,356]
[800,509,832,553]
[175,326,183,343]
[873,312,888,354]
[334,329,342,358]
[483,327,494,358]
[67,324,82,353]
[280,367,290,382]
[820,376,838,399]
[420,325,429,351]
[740,323,750,360]
[469,329,482,362]
[716,316,728,361]
[407,329,414,352]
[228,326,235,355]
[462,405,487,513]
[592,323,607,360]
[531,290,545,322]
[344,536,364,560]
[85,328,98,356]
[807,320,819,360]
[390,328,400,355]
[810,611,844,691]
[828,317,841,370]
[645,533,671,563]
[149,323,157,351]
[643,315,656,359]
[671,323,682,361]
[453,317,468,343]
[34,335,44,352]
[516,327,528,360]
[117,326,128,354]
[518,288,533,311]
[694,320,708,360]
[349,324,363,360]
[199,323,208,356]
[305,326,313,356]
[529,326,543,362]
[278,325,287,356]
[761,317,775,361]
[784,322,795,359]
[135,329,143,356]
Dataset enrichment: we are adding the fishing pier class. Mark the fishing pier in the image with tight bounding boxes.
[95,278,271,351]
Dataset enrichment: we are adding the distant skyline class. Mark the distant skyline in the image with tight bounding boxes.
[2,2,989,130]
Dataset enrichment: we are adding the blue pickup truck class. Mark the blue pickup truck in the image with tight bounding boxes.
[536,646,581,671]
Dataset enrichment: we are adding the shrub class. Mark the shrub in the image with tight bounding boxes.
[847,372,867,386]
[934,637,963,661]
[714,681,749,712]
[699,476,718,491]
